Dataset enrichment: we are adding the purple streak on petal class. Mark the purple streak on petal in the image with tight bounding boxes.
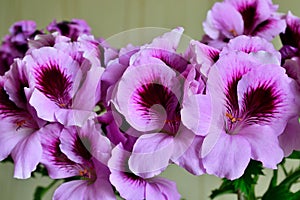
[252,17,286,41]
[132,82,181,134]
[35,64,72,108]
[280,45,298,61]
[236,64,292,131]
[0,85,25,118]
[241,81,282,125]
[225,73,243,115]
[3,60,29,109]
[40,124,78,179]
[60,127,92,164]
[108,144,146,200]
[114,63,181,132]
[110,170,146,200]
[238,1,258,34]
[136,49,189,74]
[47,19,91,41]
[280,11,300,48]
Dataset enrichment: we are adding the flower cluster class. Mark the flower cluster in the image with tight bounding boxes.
[1,0,300,199]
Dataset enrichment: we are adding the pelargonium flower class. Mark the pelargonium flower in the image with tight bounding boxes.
[277,11,300,156]
[202,0,286,49]
[23,46,102,126]
[110,28,209,178]
[184,40,220,80]
[280,11,300,84]
[0,60,46,179]
[221,35,281,63]
[40,121,114,200]
[196,52,295,179]
[0,20,42,75]
[47,19,91,41]
[100,44,139,106]
[108,144,181,200]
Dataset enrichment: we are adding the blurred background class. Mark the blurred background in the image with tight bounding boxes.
[0,0,300,199]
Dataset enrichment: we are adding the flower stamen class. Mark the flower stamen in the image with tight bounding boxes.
[16,120,26,131]
[225,112,241,123]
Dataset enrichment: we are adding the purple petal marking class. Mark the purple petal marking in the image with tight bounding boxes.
[132,83,181,134]
[35,64,72,108]
[242,82,282,125]
[280,12,300,48]
[239,2,258,34]
[0,86,24,118]
[225,74,243,115]
[0,85,35,130]
[40,125,78,178]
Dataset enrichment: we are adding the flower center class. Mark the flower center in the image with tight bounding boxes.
[78,166,96,183]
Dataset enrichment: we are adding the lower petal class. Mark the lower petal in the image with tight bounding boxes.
[128,133,174,179]
[146,177,181,200]
[202,133,251,180]
[11,131,42,179]
[53,181,86,200]
[279,116,300,156]
[242,125,284,169]
[110,170,146,200]
[174,135,205,175]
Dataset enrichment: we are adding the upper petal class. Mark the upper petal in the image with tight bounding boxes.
[205,2,244,39]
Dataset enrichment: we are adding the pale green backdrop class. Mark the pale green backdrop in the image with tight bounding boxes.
[0,0,299,199]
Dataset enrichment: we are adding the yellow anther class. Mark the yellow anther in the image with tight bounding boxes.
[225,112,241,123]
[79,169,90,178]
[16,120,26,131]
[229,29,238,37]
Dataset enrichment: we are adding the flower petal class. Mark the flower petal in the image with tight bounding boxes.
[113,63,181,132]
[279,116,300,156]
[108,144,146,200]
[181,94,211,136]
[202,132,251,180]
[173,135,206,175]
[128,133,174,179]
[146,177,181,200]
[240,125,283,168]
[11,131,42,179]
[205,2,244,39]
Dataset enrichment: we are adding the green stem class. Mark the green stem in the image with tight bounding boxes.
[280,162,288,177]
[237,189,246,200]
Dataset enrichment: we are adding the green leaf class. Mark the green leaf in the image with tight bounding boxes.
[33,186,48,200]
[31,164,49,178]
[33,180,58,200]
[210,179,235,199]
[210,160,264,200]
[262,167,300,200]
[287,150,300,159]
